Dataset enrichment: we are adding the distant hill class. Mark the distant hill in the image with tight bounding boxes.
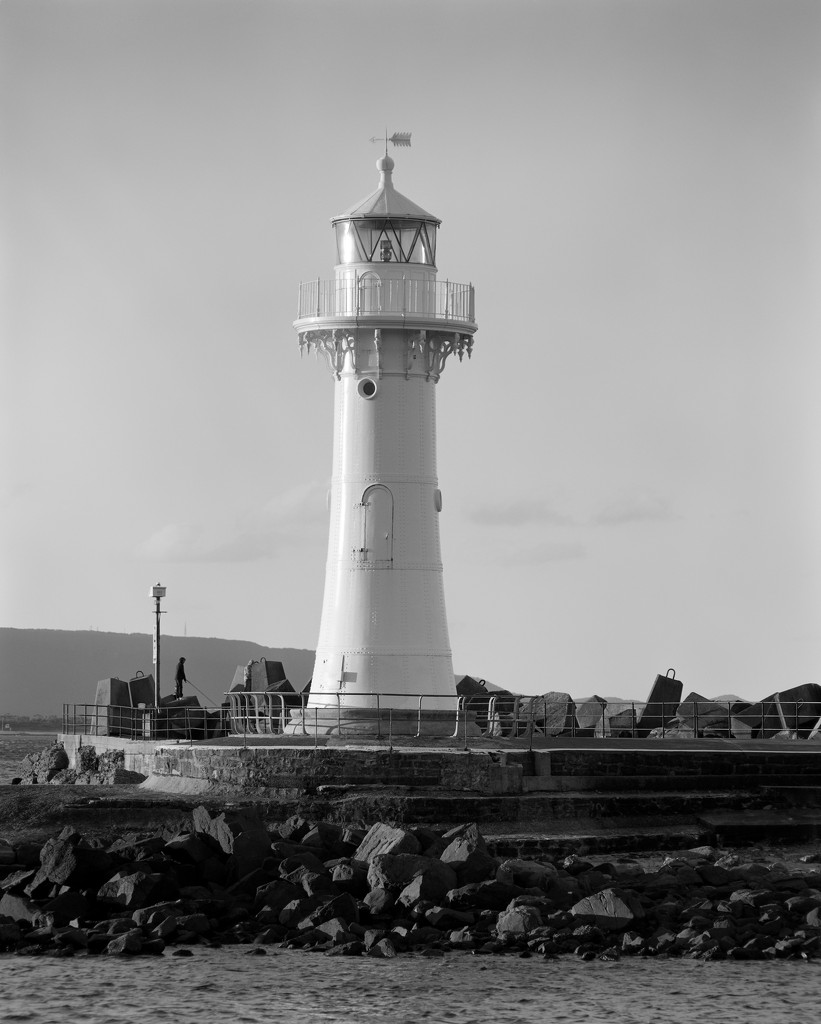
[0,628,315,716]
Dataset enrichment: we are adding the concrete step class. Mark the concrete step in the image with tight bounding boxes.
[698,810,821,845]
[522,774,821,794]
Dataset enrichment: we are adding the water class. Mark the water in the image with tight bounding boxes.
[0,733,56,782]
[1,947,820,1023]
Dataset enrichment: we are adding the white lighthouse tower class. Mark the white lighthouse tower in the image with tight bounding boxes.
[290,148,477,735]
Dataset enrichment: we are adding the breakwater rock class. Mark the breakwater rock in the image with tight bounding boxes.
[1,811,820,961]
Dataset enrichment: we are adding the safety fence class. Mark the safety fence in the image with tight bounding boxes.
[61,695,821,745]
[61,704,229,742]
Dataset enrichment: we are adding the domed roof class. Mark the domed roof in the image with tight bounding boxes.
[332,156,440,225]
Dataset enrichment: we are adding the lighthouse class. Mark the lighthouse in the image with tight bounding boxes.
[290,149,477,735]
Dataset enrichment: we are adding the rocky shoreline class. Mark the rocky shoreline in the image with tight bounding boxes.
[2,807,820,962]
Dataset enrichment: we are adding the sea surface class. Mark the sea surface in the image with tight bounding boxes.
[2,948,821,1024]
[2,735,821,1022]
[0,732,56,782]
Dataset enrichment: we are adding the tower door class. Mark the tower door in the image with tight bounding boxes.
[358,272,382,313]
[360,484,394,564]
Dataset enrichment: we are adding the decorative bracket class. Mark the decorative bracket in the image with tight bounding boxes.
[299,329,356,379]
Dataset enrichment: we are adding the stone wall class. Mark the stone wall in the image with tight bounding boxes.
[148,745,523,796]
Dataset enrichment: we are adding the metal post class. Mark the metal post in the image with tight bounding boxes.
[376,694,382,739]
[661,702,666,739]
[153,596,161,705]
[149,583,166,710]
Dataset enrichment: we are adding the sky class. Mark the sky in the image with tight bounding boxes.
[1,0,819,703]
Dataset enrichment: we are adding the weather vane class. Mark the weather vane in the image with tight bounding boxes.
[370,130,412,156]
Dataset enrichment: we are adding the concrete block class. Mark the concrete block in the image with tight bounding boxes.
[95,678,130,707]
[129,673,155,707]
[636,671,683,736]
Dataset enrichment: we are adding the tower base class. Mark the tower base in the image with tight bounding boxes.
[284,706,479,739]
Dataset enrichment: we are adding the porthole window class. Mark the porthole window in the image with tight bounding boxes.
[358,377,378,400]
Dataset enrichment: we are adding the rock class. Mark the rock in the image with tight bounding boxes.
[279,851,329,877]
[315,917,354,945]
[97,871,177,910]
[324,940,364,956]
[0,892,42,925]
[17,743,69,784]
[493,909,544,937]
[301,872,339,898]
[42,890,90,925]
[366,937,398,958]
[440,825,497,885]
[367,854,457,895]
[164,833,218,864]
[192,806,268,857]
[570,889,643,932]
[331,862,368,896]
[0,921,23,945]
[446,880,525,911]
[395,868,459,910]
[53,925,89,949]
[423,904,475,930]
[363,887,395,917]
[277,816,312,843]
[228,831,274,879]
[33,837,113,889]
[105,929,144,955]
[496,859,557,890]
[255,880,304,914]
[354,824,421,864]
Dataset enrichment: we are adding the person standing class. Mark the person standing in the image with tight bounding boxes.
[174,657,187,700]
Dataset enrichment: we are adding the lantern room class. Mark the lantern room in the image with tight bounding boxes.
[331,155,440,268]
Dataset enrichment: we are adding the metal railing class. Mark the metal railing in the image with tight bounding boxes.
[296,277,475,325]
[61,695,821,747]
[61,704,230,742]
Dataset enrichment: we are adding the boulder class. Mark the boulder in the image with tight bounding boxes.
[33,837,113,889]
[17,743,70,785]
[354,824,421,863]
[570,888,643,932]
[496,859,558,890]
[446,880,525,911]
[395,870,455,910]
[192,805,268,856]
[105,929,144,956]
[363,887,395,917]
[97,871,177,910]
[366,937,398,958]
[440,826,497,885]
[367,854,457,895]
[496,904,543,938]
[0,892,42,925]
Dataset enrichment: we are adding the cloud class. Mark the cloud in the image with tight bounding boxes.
[592,494,675,526]
[469,499,573,527]
[138,480,329,563]
[138,522,278,563]
[508,541,586,565]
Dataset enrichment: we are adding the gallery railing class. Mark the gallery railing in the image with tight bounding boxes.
[295,277,475,326]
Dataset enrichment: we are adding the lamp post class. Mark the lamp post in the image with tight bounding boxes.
[149,583,166,706]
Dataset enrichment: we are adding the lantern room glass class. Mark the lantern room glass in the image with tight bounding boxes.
[335,219,437,266]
